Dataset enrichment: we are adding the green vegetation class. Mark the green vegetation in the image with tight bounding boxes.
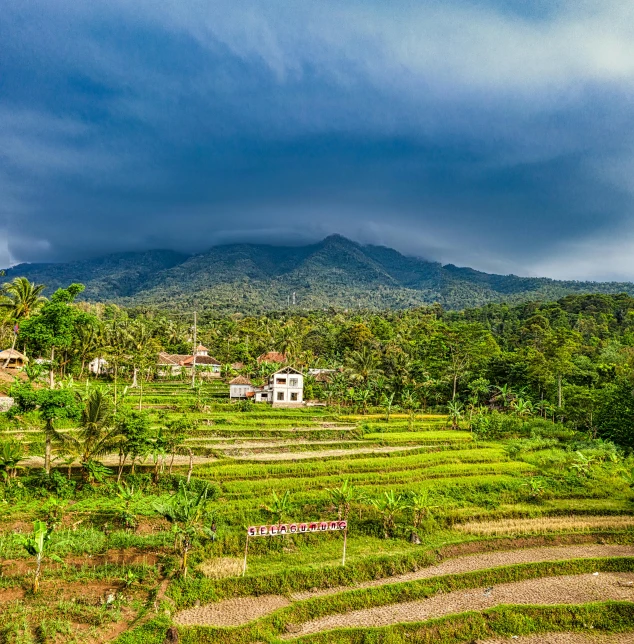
[1,275,634,642]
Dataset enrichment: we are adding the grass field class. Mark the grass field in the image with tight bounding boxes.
[2,379,634,643]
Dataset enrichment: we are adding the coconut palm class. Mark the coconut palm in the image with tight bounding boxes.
[0,277,47,321]
[0,276,47,367]
[56,388,122,478]
[345,346,383,386]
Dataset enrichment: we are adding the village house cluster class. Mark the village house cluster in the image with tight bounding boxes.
[4,344,306,407]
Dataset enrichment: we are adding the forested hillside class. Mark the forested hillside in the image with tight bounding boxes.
[7,281,634,447]
[7,235,634,312]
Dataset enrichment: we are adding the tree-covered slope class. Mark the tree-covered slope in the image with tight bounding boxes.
[6,235,634,311]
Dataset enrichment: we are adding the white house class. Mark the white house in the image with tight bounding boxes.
[230,367,304,406]
[89,357,108,375]
[255,366,304,407]
[229,375,255,400]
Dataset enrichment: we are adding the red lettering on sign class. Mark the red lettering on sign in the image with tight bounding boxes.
[289,524,298,533]
[299,523,308,532]
[259,526,268,536]
[270,525,278,535]
[320,522,328,531]
[339,521,347,530]
[329,522,338,530]
[248,526,257,536]
[309,522,318,532]
[279,525,287,534]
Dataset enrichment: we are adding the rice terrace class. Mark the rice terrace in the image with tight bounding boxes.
[0,277,634,644]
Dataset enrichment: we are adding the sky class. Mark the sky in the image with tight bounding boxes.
[3,0,634,280]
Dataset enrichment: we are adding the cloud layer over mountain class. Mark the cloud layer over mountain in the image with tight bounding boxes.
[3,0,634,279]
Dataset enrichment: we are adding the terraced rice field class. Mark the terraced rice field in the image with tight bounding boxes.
[5,380,634,643]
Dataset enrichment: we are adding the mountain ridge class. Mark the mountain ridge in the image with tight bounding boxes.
[6,235,634,312]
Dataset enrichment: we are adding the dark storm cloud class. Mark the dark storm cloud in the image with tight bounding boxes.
[3,0,634,279]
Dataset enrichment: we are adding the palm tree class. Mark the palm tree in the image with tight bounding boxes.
[0,277,47,321]
[345,347,383,386]
[57,388,122,479]
[0,277,47,367]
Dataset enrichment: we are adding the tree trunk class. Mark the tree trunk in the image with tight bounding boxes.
[132,366,138,388]
[45,432,52,475]
[452,374,458,400]
[169,452,175,475]
[34,554,42,593]
[186,448,193,484]
[117,452,127,483]
[49,347,55,389]
[557,375,562,408]
[3,332,17,368]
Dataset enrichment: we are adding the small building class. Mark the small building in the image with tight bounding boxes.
[308,368,337,383]
[229,375,255,400]
[157,346,221,378]
[0,349,28,370]
[254,366,304,407]
[89,357,108,375]
[257,351,287,364]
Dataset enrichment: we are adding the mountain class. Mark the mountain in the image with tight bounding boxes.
[6,235,634,312]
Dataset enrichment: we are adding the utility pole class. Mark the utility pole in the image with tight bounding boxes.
[191,311,197,388]
[292,292,296,306]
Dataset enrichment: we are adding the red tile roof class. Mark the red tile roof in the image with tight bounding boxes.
[257,351,287,364]
[229,375,252,385]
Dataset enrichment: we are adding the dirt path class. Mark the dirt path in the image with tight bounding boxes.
[175,595,291,627]
[288,572,634,637]
[482,634,634,644]
[22,454,216,468]
[173,544,634,628]
[291,544,634,600]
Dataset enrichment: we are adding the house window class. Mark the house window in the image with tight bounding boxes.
[262,393,268,398]
[290,392,298,401]
[289,378,298,387]
[277,392,285,401]
[276,378,287,384]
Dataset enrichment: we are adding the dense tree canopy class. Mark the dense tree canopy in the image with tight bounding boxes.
[7,279,634,447]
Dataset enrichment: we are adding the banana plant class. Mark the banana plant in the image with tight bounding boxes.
[264,490,292,525]
[17,521,64,593]
[409,490,439,528]
[0,440,24,486]
[153,483,214,578]
[447,400,464,429]
[327,480,357,521]
[370,490,410,539]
